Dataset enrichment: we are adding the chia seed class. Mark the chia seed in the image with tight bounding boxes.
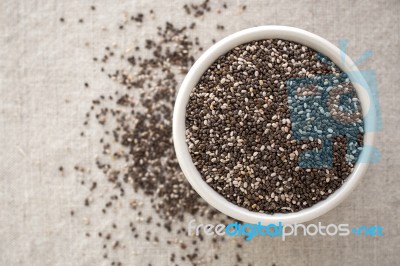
[66,2,255,265]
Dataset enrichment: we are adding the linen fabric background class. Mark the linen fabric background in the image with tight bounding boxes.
[0,0,399,265]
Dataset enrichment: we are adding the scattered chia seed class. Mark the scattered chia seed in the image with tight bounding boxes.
[186,39,364,213]
[67,2,254,266]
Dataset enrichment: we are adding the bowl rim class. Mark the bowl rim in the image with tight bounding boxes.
[173,25,374,225]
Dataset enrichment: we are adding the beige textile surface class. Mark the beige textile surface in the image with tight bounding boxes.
[0,0,399,265]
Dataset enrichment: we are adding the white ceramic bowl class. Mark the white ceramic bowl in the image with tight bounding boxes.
[173,26,374,225]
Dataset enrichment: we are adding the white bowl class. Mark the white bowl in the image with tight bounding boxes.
[173,26,375,225]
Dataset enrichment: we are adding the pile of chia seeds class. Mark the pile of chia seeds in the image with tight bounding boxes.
[186,39,364,213]
[65,2,256,266]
